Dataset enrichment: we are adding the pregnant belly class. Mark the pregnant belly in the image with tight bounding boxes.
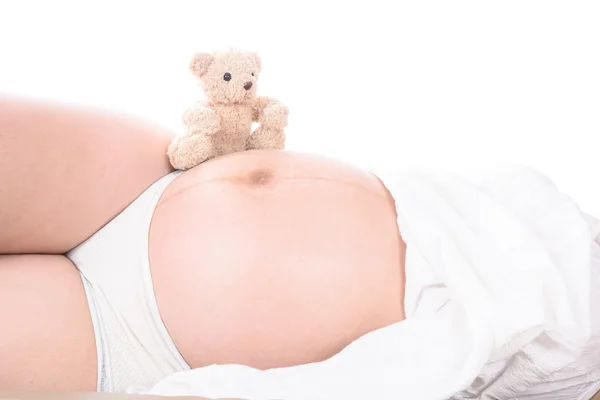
[149,150,406,370]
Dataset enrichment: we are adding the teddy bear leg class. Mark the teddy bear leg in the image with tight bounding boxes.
[167,133,217,170]
[246,125,286,151]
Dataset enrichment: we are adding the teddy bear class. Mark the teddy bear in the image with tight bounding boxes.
[167,49,289,170]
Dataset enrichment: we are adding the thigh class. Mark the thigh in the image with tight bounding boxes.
[0,95,174,254]
[0,255,96,390]
[150,151,406,370]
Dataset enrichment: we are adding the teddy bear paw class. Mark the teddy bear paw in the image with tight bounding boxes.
[168,133,217,170]
[247,125,286,151]
[262,104,289,128]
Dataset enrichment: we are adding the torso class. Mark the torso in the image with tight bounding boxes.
[0,150,406,390]
[149,150,406,369]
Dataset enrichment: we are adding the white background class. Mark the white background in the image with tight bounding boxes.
[1,1,599,215]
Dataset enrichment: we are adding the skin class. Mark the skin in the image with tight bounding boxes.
[0,97,406,391]
[0,255,97,390]
[150,150,406,369]
[0,95,174,254]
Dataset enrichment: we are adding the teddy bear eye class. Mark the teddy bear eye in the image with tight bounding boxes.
[223,72,232,81]
[251,72,255,77]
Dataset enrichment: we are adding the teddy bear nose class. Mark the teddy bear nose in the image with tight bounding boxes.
[243,81,253,90]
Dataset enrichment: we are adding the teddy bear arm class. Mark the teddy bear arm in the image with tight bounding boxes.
[183,105,221,136]
[252,96,277,122]
[263,100,288,128]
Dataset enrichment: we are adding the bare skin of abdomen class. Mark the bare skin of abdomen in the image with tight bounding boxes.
[150,151,406,370]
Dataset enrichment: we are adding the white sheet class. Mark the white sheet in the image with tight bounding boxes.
[143,166,600,400]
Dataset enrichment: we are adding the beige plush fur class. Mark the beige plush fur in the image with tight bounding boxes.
[168,49,288,170]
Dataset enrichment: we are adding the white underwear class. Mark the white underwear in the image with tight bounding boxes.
[67,171,189,393]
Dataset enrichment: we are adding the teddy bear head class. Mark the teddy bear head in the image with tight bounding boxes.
[189,49,261,104]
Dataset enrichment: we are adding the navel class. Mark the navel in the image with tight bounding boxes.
[246,169,274,186]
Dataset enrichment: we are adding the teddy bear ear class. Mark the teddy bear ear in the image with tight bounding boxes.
[190,53,214,78]
[249,52,262,74]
